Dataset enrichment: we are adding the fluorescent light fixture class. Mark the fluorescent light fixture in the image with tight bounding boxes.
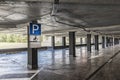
[6,13,27,20]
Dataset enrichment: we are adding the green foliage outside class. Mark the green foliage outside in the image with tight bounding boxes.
[0,34,27,43]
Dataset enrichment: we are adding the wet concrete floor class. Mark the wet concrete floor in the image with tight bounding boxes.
[0,45,120,80]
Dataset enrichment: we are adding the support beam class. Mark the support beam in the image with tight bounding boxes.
[113,37,115,46]
[52,50,55,65]
[117,38,119,44]
[28,20,38,69]
[114,38,119,45]
[69,32,76,57]
[106,37,108,47]
[94,35,99,50]
[62,37,66,48]
[102,36,105,48]
[111,37,113,46]
[51,36,55,49]
[114,38,116,45]
[119,38,120,44]
[80,38,82,44]
[87,34,91,52]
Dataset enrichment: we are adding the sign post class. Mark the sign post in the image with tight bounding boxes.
[29,23,41,48]
[28,21,41,69]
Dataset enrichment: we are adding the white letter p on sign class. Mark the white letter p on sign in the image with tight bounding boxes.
[32,24,39,34]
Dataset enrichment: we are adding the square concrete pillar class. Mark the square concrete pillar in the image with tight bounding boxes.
[69,32,76,57]
[62,37,66,48]
[94,35,99,50]
[112,37,114,46]
[80,38,82,45]
[102,36,105,48]
[111,37,113,46]
[28,48,38,69]
[27,20,38,69]
[51,36,55,49]
[106,37,108,47]
[87,34,91,52]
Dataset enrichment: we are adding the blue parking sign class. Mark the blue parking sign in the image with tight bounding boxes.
[29,23,41,35]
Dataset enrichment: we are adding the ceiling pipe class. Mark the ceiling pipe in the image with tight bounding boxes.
[51,0,59,16]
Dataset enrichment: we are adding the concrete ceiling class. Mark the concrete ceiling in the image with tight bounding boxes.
[2,0,120,4]
[0,0,120,37]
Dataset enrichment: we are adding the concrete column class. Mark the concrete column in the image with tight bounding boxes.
[114,38,118,45]
[94,35,99,50]
[69,32,76,57]
[80,38,82,44]
[113,37,114,46]
[110,37,113,46]
[114,38,115,45]
[116,38,118,44]
[117,38,119,44]
[119,38,120,44]
[102,36,105,48]
[109,37,111,46]
[28,20,38,69]
[111,37,113,46]
[62,37,66,48]
[52,50,55,65]
[85,38,87,44]
[106,37,108,47]
[87,34,91,52]
[51,36,55,49]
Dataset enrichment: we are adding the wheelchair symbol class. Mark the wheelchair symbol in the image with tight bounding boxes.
[33,36,38,41]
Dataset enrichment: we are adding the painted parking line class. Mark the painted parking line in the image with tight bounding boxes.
[0,78,30,80]
[89,53,103,59]
[0,70,38,76]
[30,67,43,80]
[0,68,43,80]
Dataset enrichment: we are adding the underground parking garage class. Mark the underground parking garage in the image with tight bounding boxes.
[0,0,120,80]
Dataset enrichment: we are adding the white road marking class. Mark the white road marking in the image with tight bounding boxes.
[0,78,30,80]
[0,70,38,76]
[0,68,43,80]
[30,67,43,80]
[89,53,103,59]
[108,59,113,63]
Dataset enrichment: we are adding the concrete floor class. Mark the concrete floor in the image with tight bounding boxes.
[90,46,120,80]
[0,45,120,80]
